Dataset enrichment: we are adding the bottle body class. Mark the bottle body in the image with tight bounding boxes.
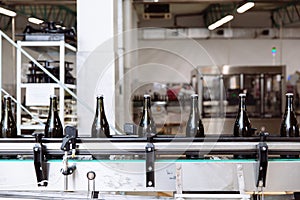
[91,95,111,138]
[45,95,63,138]
[186,94,204,137]
[233,93,252,137]
[138,94,156,137]
[0,95,17,138]
[280,93,299,137]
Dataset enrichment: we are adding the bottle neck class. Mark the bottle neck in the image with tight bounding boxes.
[49,97,58,113]
[286,96,294,111]
[239,97,246,111]
[190,97,199,115]
[96,97,105,115]
[2,98,12,115]
[143,97,151,112]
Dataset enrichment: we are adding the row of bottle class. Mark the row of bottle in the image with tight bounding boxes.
[126,92,299,138]
[234,93,299,137]
[0,92,298,138]
[91,94,204,138]
[0,95,63,138]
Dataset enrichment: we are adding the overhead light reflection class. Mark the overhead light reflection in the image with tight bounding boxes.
[28,17,44,25]
[208,15,234,31]
[237,2,255,14]
[0,7,17,17]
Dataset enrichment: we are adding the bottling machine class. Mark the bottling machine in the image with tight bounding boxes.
[191,65,286,135]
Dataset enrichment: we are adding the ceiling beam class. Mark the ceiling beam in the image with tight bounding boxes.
[204,3,235,28]
[14,5,76,28]
[133,0,294,3]
[133,0,240,3]
[272,1,300,27]
[0,0,75,6]
[0,15,12,31]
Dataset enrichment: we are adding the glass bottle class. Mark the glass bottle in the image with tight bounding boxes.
[44,95,63,138]
[280,93,299,137]
[233,93,252,137]
[138,94,156,137]
[186,94,204,137]
[91,95,111,138]
[0,95,17,138]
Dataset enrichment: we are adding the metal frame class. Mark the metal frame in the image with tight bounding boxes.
[16,40,76,134]
[0,136,300,156]
[1,136,300,195]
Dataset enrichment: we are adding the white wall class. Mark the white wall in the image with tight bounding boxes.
[135,38,300,83]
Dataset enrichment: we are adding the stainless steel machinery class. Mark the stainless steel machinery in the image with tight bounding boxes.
[191,65,286,135]
[1,126,300,199]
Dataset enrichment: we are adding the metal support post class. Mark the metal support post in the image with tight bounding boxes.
[145,134,155,187]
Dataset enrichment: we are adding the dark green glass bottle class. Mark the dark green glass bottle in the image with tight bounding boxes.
[91,95,110,138]
[186,94,205,137]
[138,94,156,137]
[44,95,63,138]
[0,95,17,138]
[233,93,252,137]
[280,93,299,137]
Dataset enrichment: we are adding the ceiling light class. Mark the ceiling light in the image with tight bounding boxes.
[0,7,17,17]
[208,15,234,31]
[237,2,255,14]
[28,17,44,25]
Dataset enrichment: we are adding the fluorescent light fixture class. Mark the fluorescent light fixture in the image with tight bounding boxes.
[28,17,44,25]
[237,2,255,14]
[208,15,234,31]
[0,7,17,17]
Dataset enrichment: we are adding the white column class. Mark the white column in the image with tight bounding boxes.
[59,41,65,128]
[123,0,139,126]
[0,34,2,120]
[77,0,116,136]
[16,41,21,135]
[115,0,125,131]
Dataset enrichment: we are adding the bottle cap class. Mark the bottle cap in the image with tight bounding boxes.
[97,94,104,98]
[286,93,294,96]
[50,95,57,98]
[144,94,151,98]
[239,93,246,97]
[3,95,10,99]
[191,94,198,98]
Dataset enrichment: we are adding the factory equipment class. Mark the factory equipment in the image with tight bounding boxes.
[1,129,300,199]
[191,65,286,135]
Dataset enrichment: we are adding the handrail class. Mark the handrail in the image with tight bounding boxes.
[0,30,90,112]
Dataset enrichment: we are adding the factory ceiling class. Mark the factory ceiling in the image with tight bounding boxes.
[0,0,299,32]
[0,0,76,31]
[133,0,300,28]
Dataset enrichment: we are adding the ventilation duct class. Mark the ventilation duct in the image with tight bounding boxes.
[140,28,300,39]
[143,4,171,20]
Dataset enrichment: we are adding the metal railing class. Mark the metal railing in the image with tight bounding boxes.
[0,30,122,135]
[0,30,91,134]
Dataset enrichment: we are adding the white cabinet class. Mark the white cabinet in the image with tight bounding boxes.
[16,40,77,134]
